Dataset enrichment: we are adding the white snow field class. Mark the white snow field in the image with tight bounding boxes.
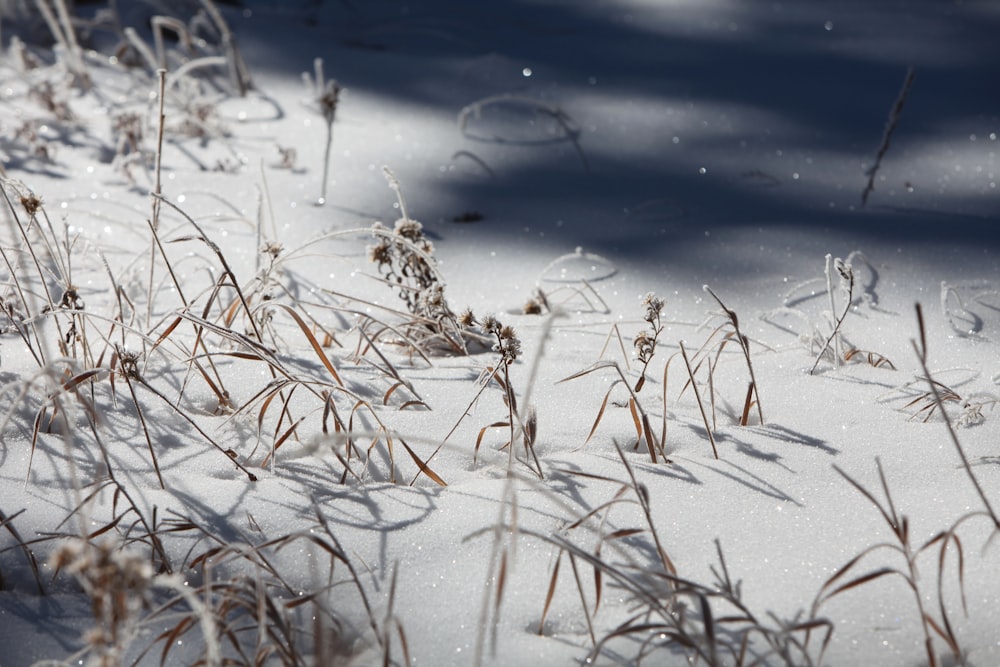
[0,1,998,665]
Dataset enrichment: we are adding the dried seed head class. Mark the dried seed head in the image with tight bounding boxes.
[642,292,664,324]
[318,80,341,124]
[60,286,84,310]
[394,218,424,241]
[480,314,500,334]
[20,194,42,217]
[493,330,521,361]
[368,239,393,266]
[418,283,446,313]
[634,330,655,363]
[835,258,853,282]
[116,347,142,380]
[504,335,521,361]
[458,308,476,328]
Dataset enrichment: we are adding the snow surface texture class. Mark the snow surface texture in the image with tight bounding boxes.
[1,1,999,665]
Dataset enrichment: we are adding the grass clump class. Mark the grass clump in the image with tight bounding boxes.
[422,310,542,479]
[366,168,470,355]
[559,293,667,464]
[765,251,895,373]
[534,444,833,666]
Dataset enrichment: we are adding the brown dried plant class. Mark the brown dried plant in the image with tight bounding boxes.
[560,293,668,463]
[366,169,469,354]
[534,444,831,666]
[815,459,974,667]
[419,311,541,479]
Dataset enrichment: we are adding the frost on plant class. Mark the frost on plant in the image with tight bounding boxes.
[634,292,664,392]
[367,170,469,354]
[51,538,154,667]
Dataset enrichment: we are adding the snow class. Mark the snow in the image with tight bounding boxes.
[1,1,999,666]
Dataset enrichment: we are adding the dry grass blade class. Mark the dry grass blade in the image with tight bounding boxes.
[740,382,755,427]
[157,194,264,342]
[613,442,677,578]
[260,413,307,469]
[398,436,446,487]
[120,369,166,490]
[845,347,896,370]
[640,413,658,464]
[471,478,519,667]
[627,398,642,450]
[0,508,45,595]
[598,323,631,370]
[560,360,664,462]
[538,551,562,635]
[911,304,1000,529]
[380,562,414,667]
[862,67,915,206]
[419,364,503,478]
[833,462,898,531]
[703,285,764,424]
[902,380,961,422]
[266,302,343,386]
[155,615,198,666]
[60,367,104,393]
[134,376,258,482]
[566,490,631,533]
[700,594,717,666]
[568,553,597,647]
[926,528,969,616]
[583,385,615,445]
[924,614,960,657]
[827,457,968,667]
[680,341,718,459]
[823,565,897,601]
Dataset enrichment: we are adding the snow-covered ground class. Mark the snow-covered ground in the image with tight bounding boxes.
[1,1,998,665]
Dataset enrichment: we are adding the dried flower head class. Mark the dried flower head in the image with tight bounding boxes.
[60,286,84,311]
[522,288,548,315]
[19,193,42,217]
[394,218,424,241]
[501,335,521,361]
[642,292,664,324]
[634,330,655,363]
[479,314,500,335]
[458,308,476,328]
[835,257,854,283]
[318,79,341,125]
[116,346,142,380]
[368,239,393,266]
[261,241,283,259]
[492,327,521,361]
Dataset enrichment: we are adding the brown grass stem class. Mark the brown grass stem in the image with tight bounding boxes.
[912,304,1000,529]
[679,341,718,460]
[703,285,763,425]
[810,255,855,374]
[862,67,915,207]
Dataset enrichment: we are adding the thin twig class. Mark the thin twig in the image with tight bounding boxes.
[862,67,915,206]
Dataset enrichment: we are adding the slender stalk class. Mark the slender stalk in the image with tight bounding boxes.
[811,256,855,374]
[147,69,167,330]
[912,304,1000,528]
[862,67,915,206]
[680,340,718,459]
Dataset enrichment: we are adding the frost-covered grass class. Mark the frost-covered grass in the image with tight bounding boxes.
[1,1,999,666]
